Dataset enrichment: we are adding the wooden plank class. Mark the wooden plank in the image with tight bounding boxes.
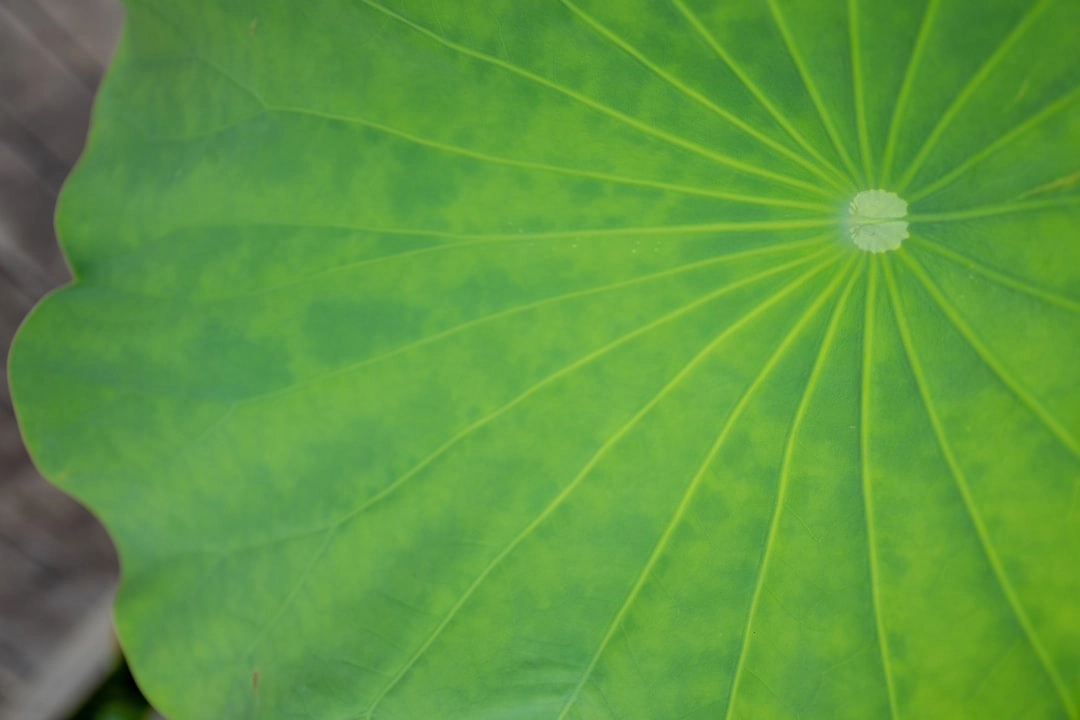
[4,588,120,720]
[20,0,124,69]
[0,1,125,718]
[0,461,120,718]
[0,137,69,403]
[0,0,109,90]
[0,278,36,406]
[0,140,69,293]
[0,2,96,166]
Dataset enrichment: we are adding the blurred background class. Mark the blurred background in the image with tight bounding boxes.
[0,0,156,717]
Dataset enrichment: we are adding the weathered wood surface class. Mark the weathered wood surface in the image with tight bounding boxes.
[0,0,124,717]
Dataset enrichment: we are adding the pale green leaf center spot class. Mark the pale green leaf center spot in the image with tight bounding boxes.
[848,189,909,253]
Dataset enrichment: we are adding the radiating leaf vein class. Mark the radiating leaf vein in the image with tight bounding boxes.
[859,257,900,719]
[898,250,1080,460]
[908,236,1080,315]
[555,257,852,720]
[367,255,845,719]
[129,49,837,213]
[883,257,1078,720]
[237,236,833,405]
[848,0,875,186]
[908,196,1080,224]
[559,0,849,194]
[670,0,852,190]
[766,0,861,183]
[895,0,1055,193]
[228,255,847,686]
[269,105,834,210]
[724,258,863,719]
[193,243,835,562]
[907,84,1080,202]
[358,0,833,198]
[879,0,941,187]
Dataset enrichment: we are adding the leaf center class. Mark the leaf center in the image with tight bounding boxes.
[848,190,909,253]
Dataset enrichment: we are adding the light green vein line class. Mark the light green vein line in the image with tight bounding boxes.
[767,0,862,184]
[879,0,940,188]
[559,0,849,194]
[848,0,874,186]
[898,250,1080,460]
[556,255,850,720]
[966,642,1025,704]
[1020,169,1080,199]
[359,0,832,198]
[894,0,1054,193]
[367,255,843,720]
[882,258,1079,720]
[121,107,268,144]
[860,256,900,720]
[184,220,836,303]
[206,243,836,561]
[173,217,838,250]
[243,528,338,657]
[907,196,1080,223]
[181,52,264,105]
[157,217,834,244]
[908,235,1080,314]
[671,0,853,191]
[173,230,834,307]
[159,405,237,472]
[202,229,804,304]
[907,85,1080,202]
[268,105,832,211]
[237,237,832,407]
[724,256,862,720]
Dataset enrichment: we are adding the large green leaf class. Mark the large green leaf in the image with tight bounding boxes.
[10,0,1080,717]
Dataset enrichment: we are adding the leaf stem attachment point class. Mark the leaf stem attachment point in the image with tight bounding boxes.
[848,190,909,253]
